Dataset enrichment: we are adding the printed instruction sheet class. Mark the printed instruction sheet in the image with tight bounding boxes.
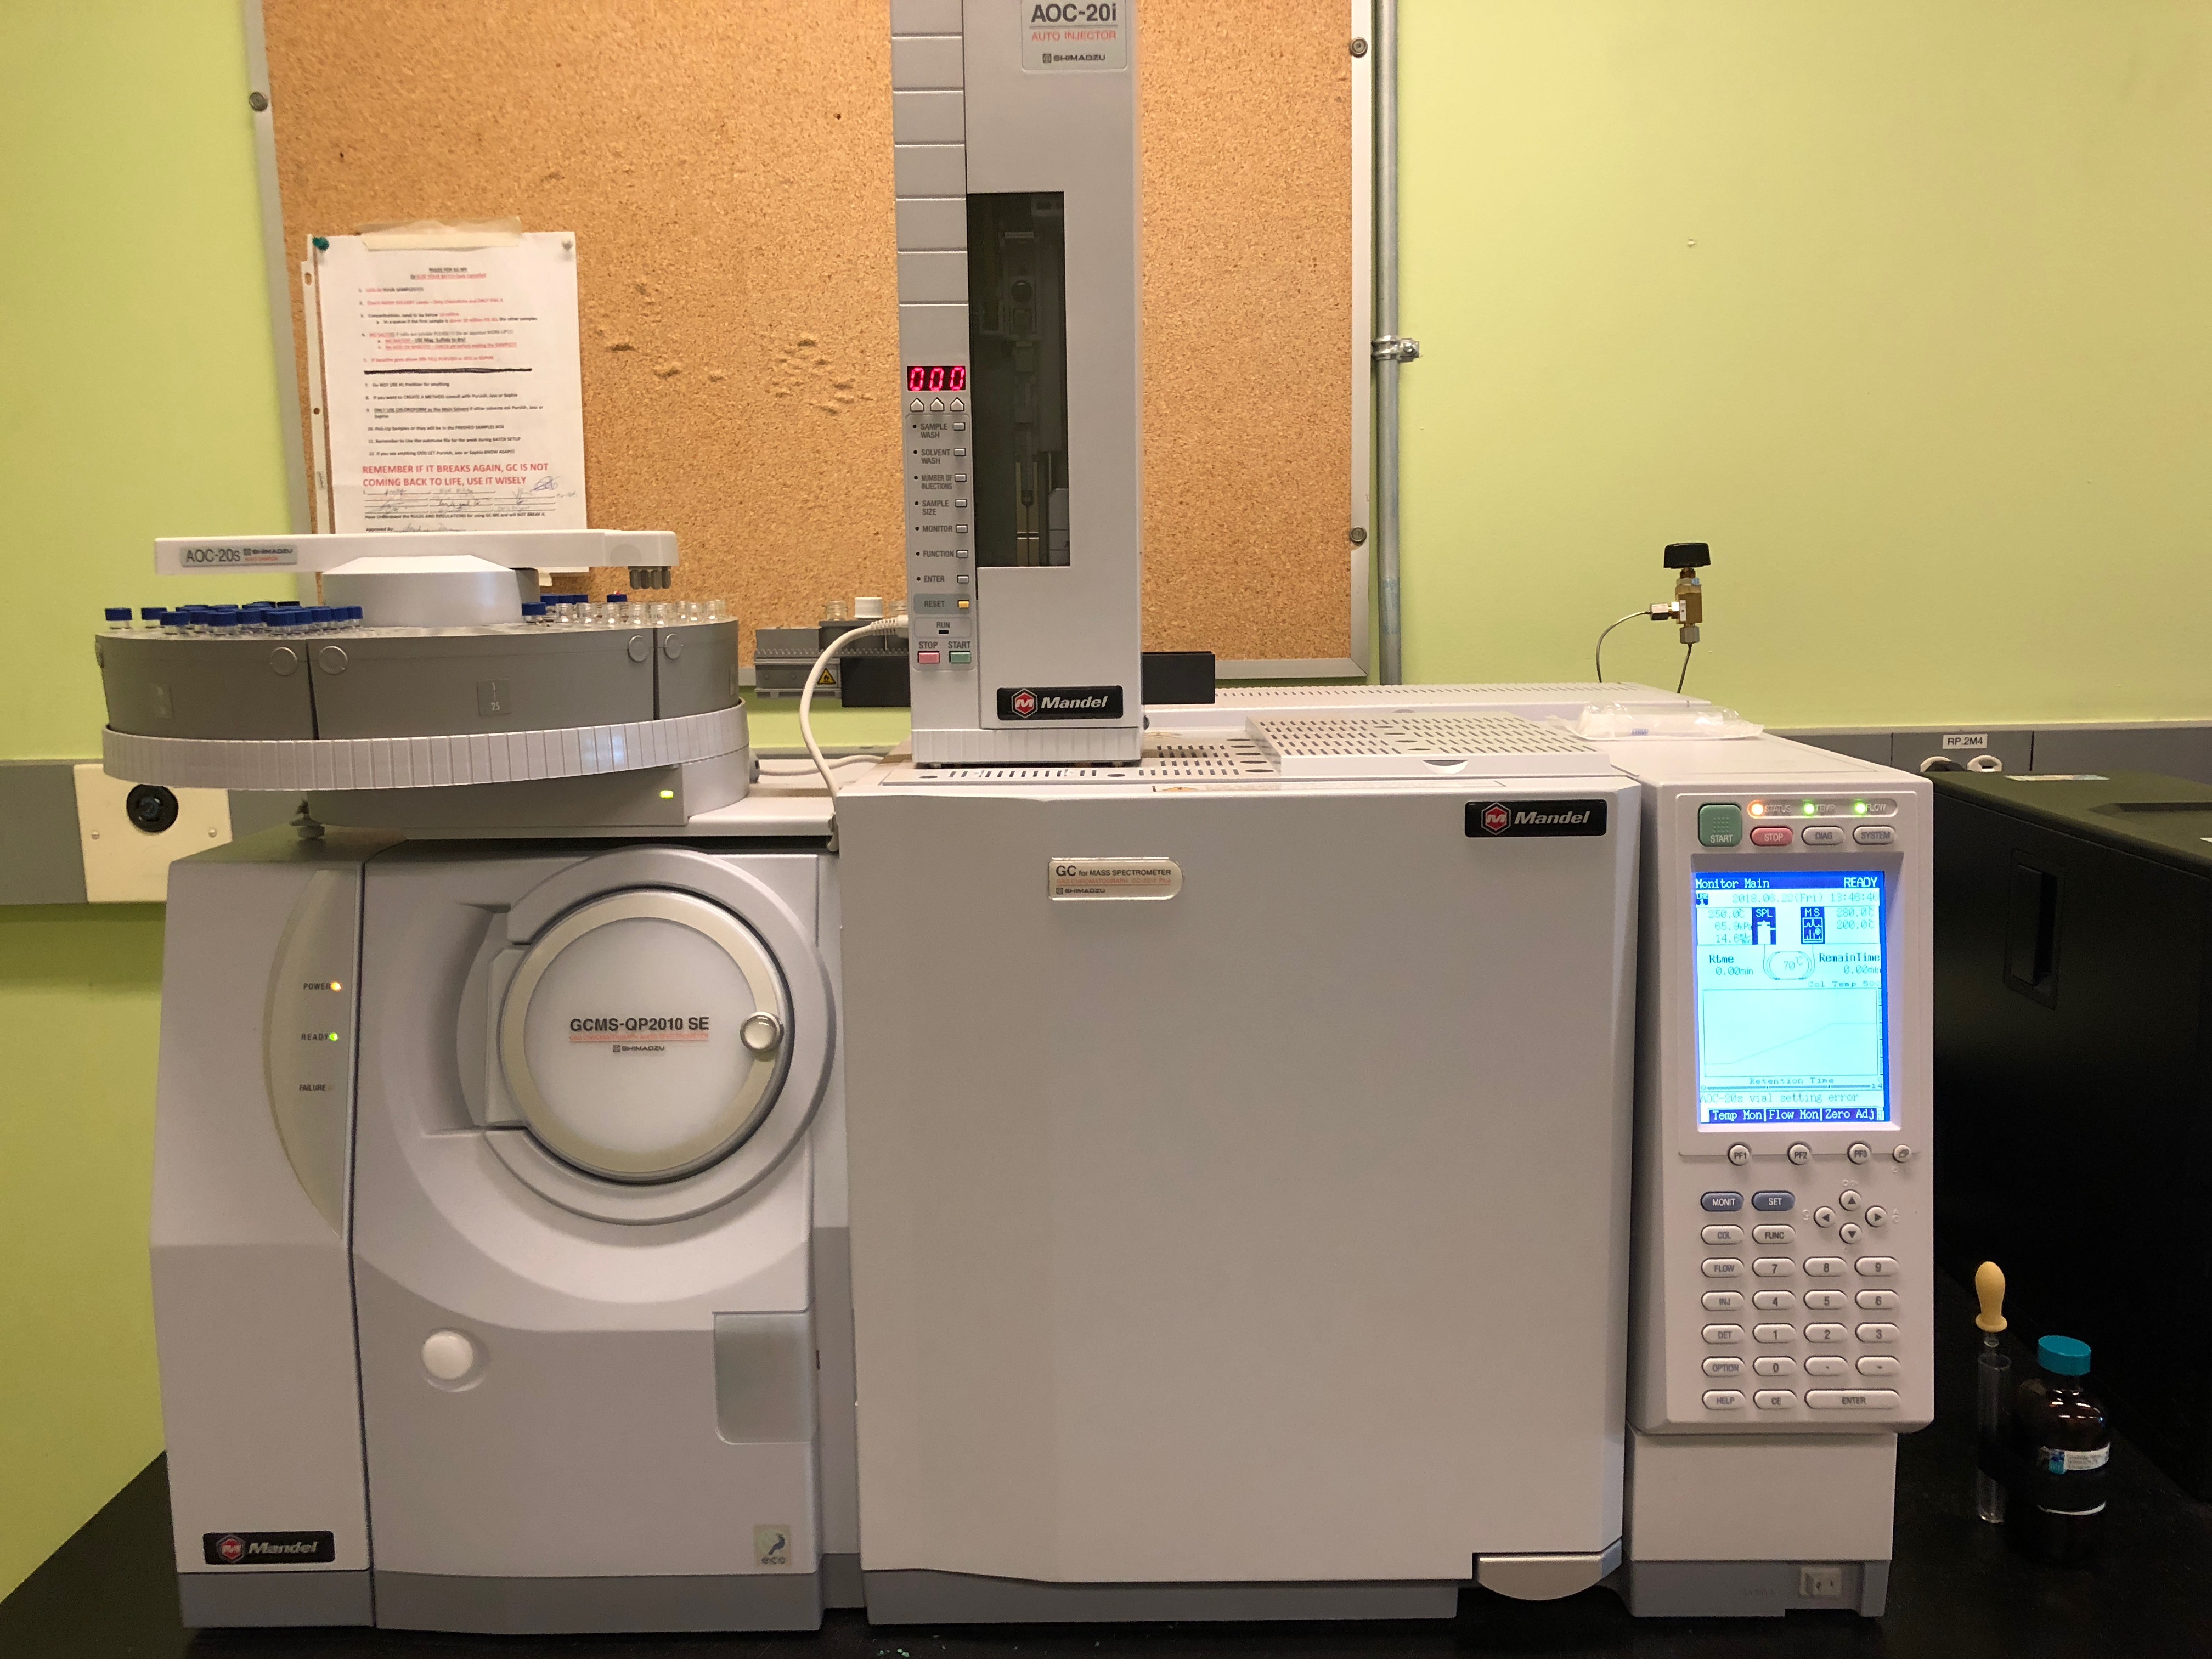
[314,232,587,532]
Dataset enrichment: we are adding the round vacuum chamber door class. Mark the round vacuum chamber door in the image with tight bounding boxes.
[497,889,793,1182]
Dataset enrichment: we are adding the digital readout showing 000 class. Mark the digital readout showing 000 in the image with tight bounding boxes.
[907,365,967,392]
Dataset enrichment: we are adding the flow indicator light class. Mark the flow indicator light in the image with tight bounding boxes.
[1853,801,1867,815]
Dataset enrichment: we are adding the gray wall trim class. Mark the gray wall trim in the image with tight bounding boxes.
[371,1569,823,1634]
[238,0,311,535]
[178,1568,372,1628]
[0,761,88,905]
[862,1570,1459,1624]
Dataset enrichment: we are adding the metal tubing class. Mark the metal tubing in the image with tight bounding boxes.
[1374,0,1403,684]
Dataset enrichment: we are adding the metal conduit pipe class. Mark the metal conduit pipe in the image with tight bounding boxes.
[1372,0,1418,685]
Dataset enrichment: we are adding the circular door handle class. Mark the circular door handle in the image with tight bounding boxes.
[740,1011,784,1054]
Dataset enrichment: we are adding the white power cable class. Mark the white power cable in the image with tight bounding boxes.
[797,614,909,798]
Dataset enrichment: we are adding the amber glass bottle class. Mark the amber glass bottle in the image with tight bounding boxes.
[2007,1336,2110,1566]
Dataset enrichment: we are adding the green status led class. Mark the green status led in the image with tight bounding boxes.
[1854,801,1868,815]
[1802,801,1816,816]
[326,1031,340,1042]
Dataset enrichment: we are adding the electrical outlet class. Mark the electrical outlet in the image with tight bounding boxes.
[72,764,232,902]
[1798,1565,1845,1600]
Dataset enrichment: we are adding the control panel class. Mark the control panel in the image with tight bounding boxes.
[1628,759,1934,1433]
[902,383,977,675]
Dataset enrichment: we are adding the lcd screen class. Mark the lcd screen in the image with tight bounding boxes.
[1693,871,1891,1128]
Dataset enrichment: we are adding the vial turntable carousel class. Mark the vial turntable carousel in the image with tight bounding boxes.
[115,528,870,1634]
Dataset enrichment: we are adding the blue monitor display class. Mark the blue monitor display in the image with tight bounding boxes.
[1692,871,1891,1128]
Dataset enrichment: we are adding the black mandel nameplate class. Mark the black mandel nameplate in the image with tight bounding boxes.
[997,685,1124,721]
[1467,799,1609,838]
[204,1531,336,1566]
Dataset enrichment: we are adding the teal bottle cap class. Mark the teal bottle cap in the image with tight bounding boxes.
[2039,1335,2091,1376]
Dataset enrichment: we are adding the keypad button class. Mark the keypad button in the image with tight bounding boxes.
[1804,1290,1846,1311]
[1703,1258,1745,1278]
[1701,1224,1744,1245]
[949,397,967,411]
[1801,825,1846,846]
[1702,1290,1744,1312]
[1866,1206,1888,1227]
[1702,1191,1745,1212]
[1838,1189,1863,1212]
[1703,1356,1746,1378]
[1752,1224,1795,1245]
[1892,1144,1915,1163]
[1728,1144,1752,1167]
[908,398,926,411]
[1857,1355,1901,1377]
[1755,1390,1797,1410]
[1806,1323,1846,1343]
[1808,1389,1899,1410]
[1703,1390,1747,1409]
[1852,824,1895,845]
[1855,1289,1898,1311]
[1754,1355,1798,1376]
[1848,1142,1872,1164]
[1703,1323,1745,1344]
[1787,1142,1812,1165]
[1814,1206,1837,1228]
[1855,1322,1900,1342]
[1750,825,1794,846]
[1753,1326,1797,1346]
[1752,1290,1797,1311]
[1751,1190,1794,1211]
[1804,1257,1846,1277]
[1752,1257,1797,1278]
[1805,1355,1848,1377]
[1838,1222,1863,1245]
[1856,1256,1900,1278]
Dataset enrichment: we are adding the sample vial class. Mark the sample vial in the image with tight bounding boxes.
[2007,1336,2110,1566]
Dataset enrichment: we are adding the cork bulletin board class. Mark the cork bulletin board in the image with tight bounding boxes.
[256,1,1362,672]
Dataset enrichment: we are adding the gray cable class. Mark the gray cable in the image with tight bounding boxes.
[1593,611,1645,683]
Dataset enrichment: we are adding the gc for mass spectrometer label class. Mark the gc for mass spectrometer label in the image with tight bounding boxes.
[1048,858,1181,901]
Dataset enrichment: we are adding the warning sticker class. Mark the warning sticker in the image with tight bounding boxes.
[1048,857,1180,901]
[1022,1,1128,72]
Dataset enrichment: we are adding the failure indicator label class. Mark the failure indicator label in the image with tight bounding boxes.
[1692,871,1891,1128]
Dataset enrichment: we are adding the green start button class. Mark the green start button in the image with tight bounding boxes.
[1697,803,1743,847]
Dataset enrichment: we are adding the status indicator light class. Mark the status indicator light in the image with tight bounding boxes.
[1748,803,1766,817]
[658,789,675,799]
[1802,802,1816,816]
[1854,801,1868,815]
[326,1032,340,1042]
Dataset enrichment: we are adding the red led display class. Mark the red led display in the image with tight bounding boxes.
[906,364,968,392]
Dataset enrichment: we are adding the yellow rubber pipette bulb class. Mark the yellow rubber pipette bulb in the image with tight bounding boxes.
[1974,1260,2007,1334]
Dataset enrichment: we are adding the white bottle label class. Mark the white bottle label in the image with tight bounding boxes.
[2038,1444,2109,1474]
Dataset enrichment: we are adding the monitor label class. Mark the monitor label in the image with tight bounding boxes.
[1692,871,1890,1128]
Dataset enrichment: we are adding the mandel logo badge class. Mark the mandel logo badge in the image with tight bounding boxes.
[1011,689,1039,718]
[1481,803,1513,835]
[217,1534,246,1564]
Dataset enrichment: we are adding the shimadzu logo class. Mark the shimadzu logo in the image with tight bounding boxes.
[1467,799,1609,838]
[204,1531,336,1565]
[997,685,1124,721]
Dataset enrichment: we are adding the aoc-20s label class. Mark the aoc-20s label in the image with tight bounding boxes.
[204,1531,335,1566]
[1468,799,1609,838]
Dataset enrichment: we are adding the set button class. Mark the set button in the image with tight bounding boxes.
[1751,1190,1794,1211]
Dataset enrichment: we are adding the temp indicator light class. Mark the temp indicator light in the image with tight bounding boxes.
[1803,802,1816,816]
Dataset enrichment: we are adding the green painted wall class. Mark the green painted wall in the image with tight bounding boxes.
[1402,1,2212,727]
[0,0,289,1602]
